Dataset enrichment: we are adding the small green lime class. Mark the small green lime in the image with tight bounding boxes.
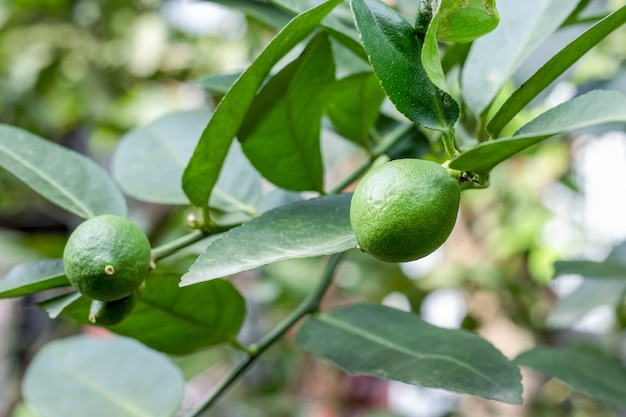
[88,292,138,326]
[350,159,460,262]
[63,215,151,301]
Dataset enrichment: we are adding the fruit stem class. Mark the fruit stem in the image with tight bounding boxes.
[183,253,344,417]
[327,123,413,195]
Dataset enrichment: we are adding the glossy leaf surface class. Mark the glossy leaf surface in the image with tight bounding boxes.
[0,125,127,219]
[297,304,522,403]
[182,0,342,207]
[351,0,459,130]
[239,33,334,192]
[23,336,184,417]
[182,194,355,285]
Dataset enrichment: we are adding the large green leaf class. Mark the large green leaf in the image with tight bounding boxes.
[56,274,246,354]
[449,90,626,174]
[326,72,386,147]
[113,110,261,214]
[351,0,459,130]
[461,0,580,116]
[488,5,626,137]
[181,194,355,285]
[515,347,626,407]
[0,259,68,299]
[182,0,343,208]
[23,335,184,417]
[239,33,334,192]
[0,125,127,219]
[297,304,522,403]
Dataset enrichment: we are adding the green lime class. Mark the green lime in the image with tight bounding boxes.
[63,215,152,301]
[350,159,460,262]
[88,292,138,326]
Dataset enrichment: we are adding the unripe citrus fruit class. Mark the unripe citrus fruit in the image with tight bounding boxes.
[350,159,460,262]
[63,215,151,301]
[88,292,138,326]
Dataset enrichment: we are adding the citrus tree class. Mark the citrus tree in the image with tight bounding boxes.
[1,0,626,416]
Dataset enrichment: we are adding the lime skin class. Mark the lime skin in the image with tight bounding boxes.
[63,215,152,302]
[350,159,461,262]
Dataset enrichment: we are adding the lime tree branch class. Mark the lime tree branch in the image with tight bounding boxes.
[150,222,241,262]
[183,252,344,417]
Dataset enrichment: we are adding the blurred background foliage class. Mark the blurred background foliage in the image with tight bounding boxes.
[0,0,626,416]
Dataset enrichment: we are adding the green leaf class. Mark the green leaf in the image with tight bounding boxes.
[297,304,522,403]
[461,0,580,116]
[554,260,626,279]
[436,0,499,44]
[57,274,246,354]
[515,347,626,408]
[239,33,334,192]
[23,335,184,417]
[0,125,127,219]
[182,194,355,285]
[326,72,386,147]
[351,0,459,130]
[421,3,452,96]
[487,5,626,137]
[0,259,68,299]
[182,0,343,208]
[113,110,261,214]
[449,90,626,174]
